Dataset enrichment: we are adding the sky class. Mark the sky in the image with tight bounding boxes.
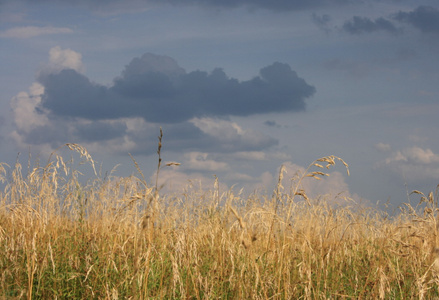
[1,0,439,210]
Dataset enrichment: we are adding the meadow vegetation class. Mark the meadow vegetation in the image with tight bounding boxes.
[1,135,439,299]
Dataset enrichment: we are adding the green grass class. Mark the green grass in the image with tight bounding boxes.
[0,144,438,299]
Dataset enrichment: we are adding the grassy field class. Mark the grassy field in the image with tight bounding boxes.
[1,142,439,299]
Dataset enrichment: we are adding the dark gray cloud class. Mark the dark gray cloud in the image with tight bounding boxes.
[74,121,128,142]
[343,16,400,35]
[19,122,73,147]
[394,6,439,34]
[19,119,128,147]
[38,53,316,124]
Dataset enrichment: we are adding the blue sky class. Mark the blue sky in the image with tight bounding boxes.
[1,0,439,209]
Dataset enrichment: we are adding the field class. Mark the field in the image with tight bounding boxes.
[1,142,439,299]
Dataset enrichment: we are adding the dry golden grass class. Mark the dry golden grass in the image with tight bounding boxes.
[0,142,438,299]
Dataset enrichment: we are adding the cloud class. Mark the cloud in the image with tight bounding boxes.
[10,48,282,155]
[342,16,400,35]
[37,52,315,123]
[74,121,128,142]
[375,142,391,152]
[45,46,85,74]
[121,53,185,79]
[190,118,278,152]
[394,6,439,34]
[10,83,47,133]
[12,102,277,154]
[376,146,439,184]
[183,152,230,172]
[0,26,73,38]
[9,84,128,148]
[385,146,439,165]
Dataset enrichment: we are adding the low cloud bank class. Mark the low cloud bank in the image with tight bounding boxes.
[11,48,312,155]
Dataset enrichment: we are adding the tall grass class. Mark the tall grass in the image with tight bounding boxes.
[0,141,438,299]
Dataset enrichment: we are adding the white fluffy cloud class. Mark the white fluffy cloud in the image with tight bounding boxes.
[10,83,47,133]
[47,46,84,73]
[376,146,439,183]
[385,146,439,165]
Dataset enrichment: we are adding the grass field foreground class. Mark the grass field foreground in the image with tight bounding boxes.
[1,141,439,299]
